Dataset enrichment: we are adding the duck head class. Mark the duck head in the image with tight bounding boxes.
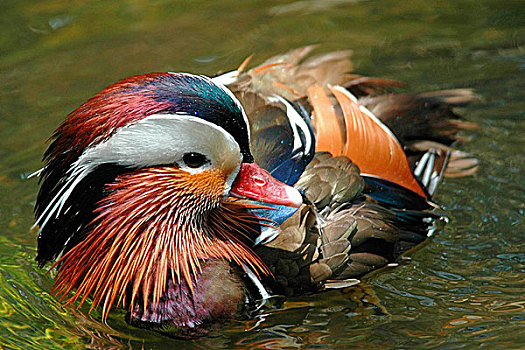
[34,73,302,323]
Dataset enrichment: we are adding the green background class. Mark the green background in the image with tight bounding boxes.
[1,0,523,348]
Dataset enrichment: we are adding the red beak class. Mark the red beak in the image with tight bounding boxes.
[230,163,303,208]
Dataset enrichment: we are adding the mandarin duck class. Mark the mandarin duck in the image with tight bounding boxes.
[34,46,478,335]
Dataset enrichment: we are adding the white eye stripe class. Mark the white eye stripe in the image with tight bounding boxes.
[77,114,239,168]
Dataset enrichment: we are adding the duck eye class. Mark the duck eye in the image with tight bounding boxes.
[182,152,208,168]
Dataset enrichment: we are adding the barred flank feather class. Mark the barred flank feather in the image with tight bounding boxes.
[52,167,269,321]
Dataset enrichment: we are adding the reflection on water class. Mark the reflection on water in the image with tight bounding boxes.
[1,0,523,348]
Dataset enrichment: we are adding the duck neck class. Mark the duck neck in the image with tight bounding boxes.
[130,259,247,332]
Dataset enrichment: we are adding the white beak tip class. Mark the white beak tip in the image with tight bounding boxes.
[285,186,303,208]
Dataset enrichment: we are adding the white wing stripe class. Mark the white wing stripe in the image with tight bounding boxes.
[269,95,313,154]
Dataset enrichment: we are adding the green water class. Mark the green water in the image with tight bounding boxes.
[1,0,523,348]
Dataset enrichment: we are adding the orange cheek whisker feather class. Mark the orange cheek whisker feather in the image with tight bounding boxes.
[51,166,270,322]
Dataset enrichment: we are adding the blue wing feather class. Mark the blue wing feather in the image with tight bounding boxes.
[248,98,315,243]
[362,176,430,210]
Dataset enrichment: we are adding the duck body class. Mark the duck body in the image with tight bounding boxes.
[34,47,478,335]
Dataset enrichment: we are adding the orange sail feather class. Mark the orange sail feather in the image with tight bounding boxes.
[312,84,426,198]
[307,85,344,156]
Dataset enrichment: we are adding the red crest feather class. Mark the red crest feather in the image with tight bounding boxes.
[49,73,173,163]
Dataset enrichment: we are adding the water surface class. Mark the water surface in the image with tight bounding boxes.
[1,0,523,348]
